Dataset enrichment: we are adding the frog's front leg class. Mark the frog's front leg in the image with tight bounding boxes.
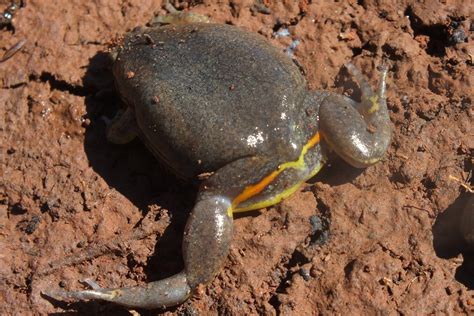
[105,107,139,145]
[319,63,391,167]
[44,157,271,309]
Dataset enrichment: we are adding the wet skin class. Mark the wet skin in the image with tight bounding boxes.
[50,23,391,309]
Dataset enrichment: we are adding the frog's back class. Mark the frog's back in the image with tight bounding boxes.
[114,23,307,177]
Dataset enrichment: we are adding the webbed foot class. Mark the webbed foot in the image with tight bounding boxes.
[319,63,391,167]
[44,273,191,309]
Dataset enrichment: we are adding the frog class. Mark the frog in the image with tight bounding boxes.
[47,14,391,310]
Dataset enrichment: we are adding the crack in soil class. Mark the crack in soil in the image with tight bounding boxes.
[29,72,89,96]
[268,247,312,314]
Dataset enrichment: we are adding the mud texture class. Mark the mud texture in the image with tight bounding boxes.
[1,0,473,315]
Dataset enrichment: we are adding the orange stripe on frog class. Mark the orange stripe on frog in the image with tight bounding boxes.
[231,132,320,209]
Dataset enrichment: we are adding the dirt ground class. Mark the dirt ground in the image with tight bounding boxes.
[1,0,473,315]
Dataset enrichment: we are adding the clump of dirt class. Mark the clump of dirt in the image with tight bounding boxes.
[1,0,473,315]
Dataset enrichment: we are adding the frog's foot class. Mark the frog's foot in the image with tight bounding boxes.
[149,0,210,26]
[319,63,391,168]
[44,273,191,309]
[105,107,138,144]
[345,63,388,119]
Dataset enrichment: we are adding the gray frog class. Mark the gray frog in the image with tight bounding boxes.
[47,11,391,309]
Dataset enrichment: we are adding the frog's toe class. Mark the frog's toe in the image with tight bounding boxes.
[44,279,118,302]
[81,278,102,290]
[344,63,374,101]
[345,63,388,117]
[45,288,109,302]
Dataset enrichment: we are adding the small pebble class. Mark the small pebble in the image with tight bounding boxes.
[450,27,467,44]
[299,267,311,281]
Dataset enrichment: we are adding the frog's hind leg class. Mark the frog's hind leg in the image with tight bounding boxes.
[318,63,391,168]
[44,273,190,309]
[105,107,139,144]
[44,157,270,309]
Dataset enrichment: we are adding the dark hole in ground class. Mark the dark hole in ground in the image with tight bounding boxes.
[432,193,474,289]
[404,6,449,57]
[268,247,313,313]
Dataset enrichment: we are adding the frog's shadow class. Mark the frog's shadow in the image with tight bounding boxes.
[82,52,193,282]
